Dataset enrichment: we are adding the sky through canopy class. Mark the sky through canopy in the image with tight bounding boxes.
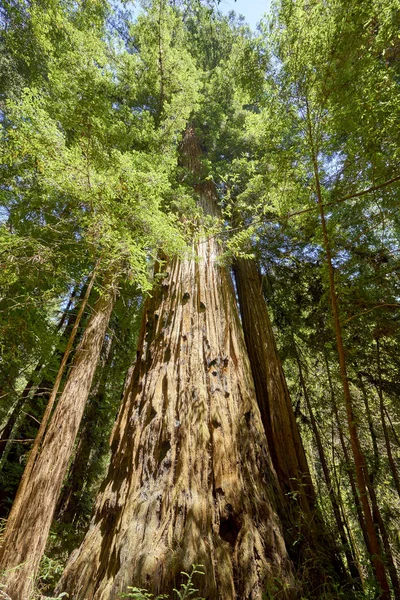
[219,0,272,29]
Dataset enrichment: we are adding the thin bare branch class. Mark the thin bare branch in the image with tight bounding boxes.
[342,304,400,326]
[285,174,400,220]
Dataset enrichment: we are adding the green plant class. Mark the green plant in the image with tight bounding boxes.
[29,554,67,599]
[37,555,64,585]
[173,565,205,600]
[119,589,168,600]
[120,564,205,600]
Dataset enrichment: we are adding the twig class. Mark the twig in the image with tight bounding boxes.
[0,439,34,444]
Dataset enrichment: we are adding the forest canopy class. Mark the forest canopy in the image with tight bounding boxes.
[0,0,400,599]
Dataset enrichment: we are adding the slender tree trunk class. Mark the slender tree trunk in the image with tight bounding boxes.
[376,340,400,499]
[0,285,87,468]
[384,405,400,449]
[327,354,370,553]
[358,373,380,478]
[327,359,400,592]
[366,476,400,596]
[294,345,361,583]
[56,127,296,600]
[0,381,35,462]
[306,102,390,598]
[0,282,93,519]
[331,454,365,589]
[0,280,117,600]
[357,354,400,594]
[0,286,79,462]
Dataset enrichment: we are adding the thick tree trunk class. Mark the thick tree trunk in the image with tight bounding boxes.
[56,336,116,527]
[0,282,117,600]
[2,272,96,531]
[233,259,314,507]
[56,127,295,600]
[233,258,349,591]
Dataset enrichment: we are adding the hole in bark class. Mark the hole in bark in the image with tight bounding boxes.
[158,440,171,463]
[145,406,157,426]
[224,391,230,398]
[219,508,242,547]
[162,375,168,406]
[182,292,190,302]
[164,346,171,362]
[244,411,252,425]
[212,419,221,428]
[138,398,145,415]
[212,370,218,376]
[199,301,206,312]
[215,487,225,496]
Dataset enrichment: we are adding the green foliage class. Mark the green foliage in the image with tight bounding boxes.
[36,554,65,595]
[0,0,200,451]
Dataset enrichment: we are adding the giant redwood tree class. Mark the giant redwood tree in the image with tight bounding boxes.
[56,126,296,600]
[2,0,400,598]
